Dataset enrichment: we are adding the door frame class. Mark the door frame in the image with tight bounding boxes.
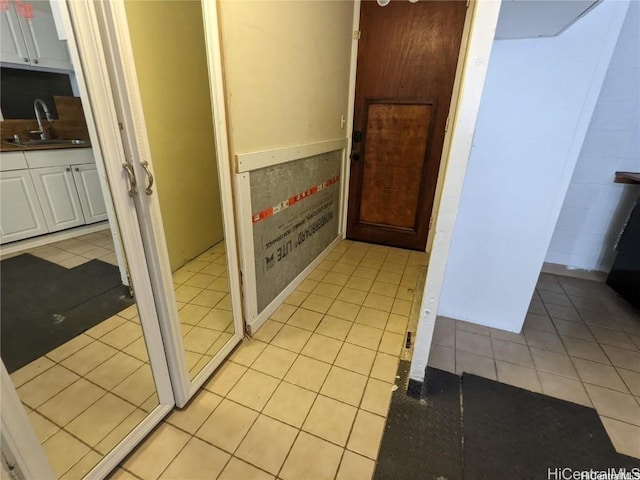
[1,1,177,478]
[340,1,503,383]
[87,0,244,407]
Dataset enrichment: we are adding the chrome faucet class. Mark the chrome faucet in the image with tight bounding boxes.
[32,98,53,140]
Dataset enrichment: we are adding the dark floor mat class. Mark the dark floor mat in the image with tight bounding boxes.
[1,254,122,312]
[375,363,463,480]
[375,368,640,480]
[1,254,133,373]
[462,373,640,479]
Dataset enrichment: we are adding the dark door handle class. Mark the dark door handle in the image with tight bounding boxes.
[350,152,360,161]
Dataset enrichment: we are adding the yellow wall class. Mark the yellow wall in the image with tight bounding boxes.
[125,0,223,271]
[218,1,354,155]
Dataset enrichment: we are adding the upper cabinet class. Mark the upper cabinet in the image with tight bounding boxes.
[0,0,73,71]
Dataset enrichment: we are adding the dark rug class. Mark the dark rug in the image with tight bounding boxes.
[375,363,463,480]
[375,363,640,480]
[1,254,134,373]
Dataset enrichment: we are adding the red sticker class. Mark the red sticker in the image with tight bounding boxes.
[24,3,33,19]
[14,0,25,17]
[251,175,340,224]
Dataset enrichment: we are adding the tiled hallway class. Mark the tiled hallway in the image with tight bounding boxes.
[110,240,428,479]
[7,239,639,478]
[428,272,640,459]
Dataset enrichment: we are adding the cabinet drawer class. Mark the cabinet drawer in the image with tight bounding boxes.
[0,152,28,171]
[25,148,94,169]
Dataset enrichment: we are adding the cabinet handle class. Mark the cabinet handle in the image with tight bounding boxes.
[122,163,138,197]
[23,57,29,63]
[141,161,154,196]
[32,59,38,64]
[75,168,79,172]
[65,167,71,172]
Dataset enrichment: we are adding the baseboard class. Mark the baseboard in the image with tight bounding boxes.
[541,262,608,282]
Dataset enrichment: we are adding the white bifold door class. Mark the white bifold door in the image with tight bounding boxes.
[0,1,243,478]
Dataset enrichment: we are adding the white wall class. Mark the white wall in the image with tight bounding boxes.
[437,0,629,333]
[218,1,353,156]
[546,1,640,272]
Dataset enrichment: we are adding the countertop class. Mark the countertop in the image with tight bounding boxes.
[0,141,92,153]
[614,171,640,185]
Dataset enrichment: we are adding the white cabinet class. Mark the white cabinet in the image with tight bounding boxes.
[0,170,48,243]
[0,148,105,244]
[72,164,108,224]
[0,0,72,70]
[30,165,85,232]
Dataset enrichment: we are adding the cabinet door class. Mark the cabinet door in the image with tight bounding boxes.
[72,163,108,224]
[0,170,48,244]
[30,166,84,232]
[0,6,30,66]
[18,0,73,70]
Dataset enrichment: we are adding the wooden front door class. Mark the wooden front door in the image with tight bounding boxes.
[347,0,467,251]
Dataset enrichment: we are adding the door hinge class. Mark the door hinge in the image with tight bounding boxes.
[127,273,134,298]
[444,116,450,133]
[118,122,124,130]
[428,215,433,231]
[466,0,470,7]
[353,30,361,40]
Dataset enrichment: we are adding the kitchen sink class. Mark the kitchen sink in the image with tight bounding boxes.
[4,139,86,146]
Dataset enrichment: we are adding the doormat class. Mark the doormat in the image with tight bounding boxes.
[375,363,463,480]
[375,363,640,480]
[1,254,134,373]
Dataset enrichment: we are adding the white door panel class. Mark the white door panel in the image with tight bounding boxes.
[30,166,84,232]
[0,170,49,244]
[72,164,108,223]
[18,1,73,70]
[0,8,30,65]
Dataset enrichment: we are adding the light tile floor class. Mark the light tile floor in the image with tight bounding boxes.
[110,240,429,480]
[8,237,639,479]
[428,272,640,459]
[6,233,235,478]
[1,228,119,268]
[172,242,234,378]
[9,303,157,480]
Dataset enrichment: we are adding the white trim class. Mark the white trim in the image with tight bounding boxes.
[541,262,608,282]
[49,0,131,288]
[425,0,475,255]
[90,0,191,407]
[197,0,246,399]
[337,148,349,237]
[93,0,247,408]
[409,0,502,383]
[235,144,346,334]
[0,221,108,257]
[236,138,347,173]
[1,364,54,480]
[235,172,257,327]
[341,0,361,237]
[64,0,175,407]
[83,404,172,480]
[188,333,242,397]
[247,235,342,335]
